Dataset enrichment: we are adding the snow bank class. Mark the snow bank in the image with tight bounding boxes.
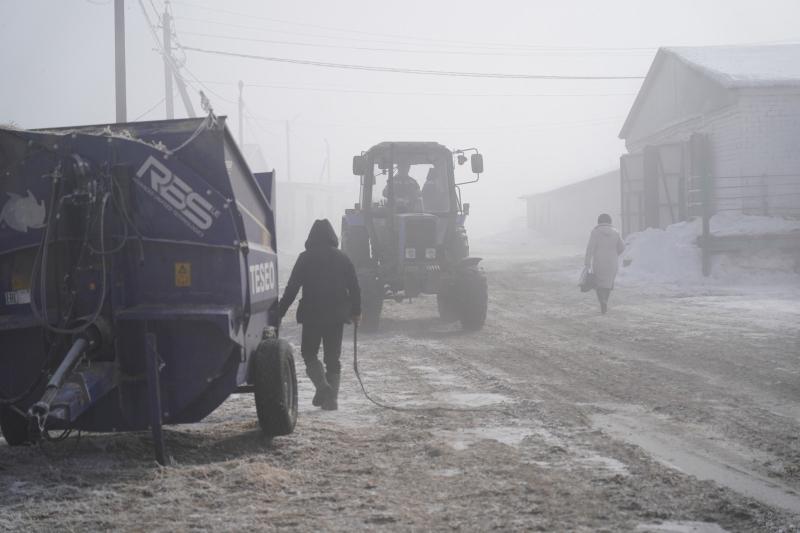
[620,214,800,285]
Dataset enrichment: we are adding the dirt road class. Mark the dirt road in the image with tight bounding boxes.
[1,252,799,532]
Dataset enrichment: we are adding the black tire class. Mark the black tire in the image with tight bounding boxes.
[0,406,31,446]
[457,268,488,331]
[341,219,371,267]
[360,274,384,333]
[253,339,298,437]
[436,290,458,323]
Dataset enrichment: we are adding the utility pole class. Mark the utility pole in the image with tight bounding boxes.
[162,7,174,119]
[285,120,292,182]
[159,1,196,118]
[238,81,244,146]
[114,0,127,122]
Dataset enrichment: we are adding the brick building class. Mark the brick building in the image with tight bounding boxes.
[619,45,800,235]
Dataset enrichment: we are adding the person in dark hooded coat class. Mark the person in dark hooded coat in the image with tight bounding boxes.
[276,219,361,410]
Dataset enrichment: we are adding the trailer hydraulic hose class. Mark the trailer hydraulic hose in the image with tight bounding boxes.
[29,187,111,335]
[351,324,512,416]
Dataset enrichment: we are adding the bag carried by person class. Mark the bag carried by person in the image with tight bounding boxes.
[578,268,596,293]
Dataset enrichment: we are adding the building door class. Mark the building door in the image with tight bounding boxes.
[621,142,687,235]
[620,153,645,236]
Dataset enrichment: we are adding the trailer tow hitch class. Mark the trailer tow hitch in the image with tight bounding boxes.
[28,336,89,437]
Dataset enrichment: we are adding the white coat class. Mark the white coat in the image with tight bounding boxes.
[584,224,625,289]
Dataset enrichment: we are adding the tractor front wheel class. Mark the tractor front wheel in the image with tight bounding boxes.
[436,290,458,323]
[360,275,384,333]
[457,268,488,331]
[253,338,298,437]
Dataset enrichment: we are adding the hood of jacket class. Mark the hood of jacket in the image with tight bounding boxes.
[305,218,339,250]
[594,223,618,235]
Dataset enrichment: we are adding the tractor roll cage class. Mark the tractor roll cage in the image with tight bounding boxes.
[358,142,464,216]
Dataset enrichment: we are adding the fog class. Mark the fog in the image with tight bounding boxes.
[3,0,800,237]
[4,3,800,530]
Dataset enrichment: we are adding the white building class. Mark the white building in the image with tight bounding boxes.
[619,45,800,235]
[521,170,620,245]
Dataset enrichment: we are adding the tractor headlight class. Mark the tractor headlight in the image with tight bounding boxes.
[405,247,416,259]
[425,248,436,259]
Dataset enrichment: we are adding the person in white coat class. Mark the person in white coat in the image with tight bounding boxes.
[584,213,625,314]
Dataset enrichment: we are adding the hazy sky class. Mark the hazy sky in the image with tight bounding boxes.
[2,0,800,236]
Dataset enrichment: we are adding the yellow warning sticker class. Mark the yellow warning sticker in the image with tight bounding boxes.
[175,262,191,287]
[11,273,29,291]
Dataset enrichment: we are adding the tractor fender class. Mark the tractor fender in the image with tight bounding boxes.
[459,257,482,269]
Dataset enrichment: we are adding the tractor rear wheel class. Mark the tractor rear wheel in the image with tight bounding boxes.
[341,221,371,267]
[253,339,298,437]
[457,268,488,331]
[0,406,31,446]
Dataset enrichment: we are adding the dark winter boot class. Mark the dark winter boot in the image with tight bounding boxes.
[601,301,608,314]
[321,373,340,411]
[305,359,332,407]
[312,389,323,407]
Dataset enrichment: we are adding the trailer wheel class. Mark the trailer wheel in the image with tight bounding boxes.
[360,275,384,333]
[0,406,31,446]
[458,269,488,331]
[253,339,298,437]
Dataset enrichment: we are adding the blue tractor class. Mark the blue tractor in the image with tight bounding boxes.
[342,142,487,332]
[0,115,297,463]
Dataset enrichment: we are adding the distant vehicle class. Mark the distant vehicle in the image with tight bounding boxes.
[343,142,487,331]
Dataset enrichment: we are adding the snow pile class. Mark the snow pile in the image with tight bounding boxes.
[620,214,800,285]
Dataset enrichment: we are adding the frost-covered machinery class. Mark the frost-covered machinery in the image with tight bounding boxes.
[343,142,488,331]
[0,116,297,463]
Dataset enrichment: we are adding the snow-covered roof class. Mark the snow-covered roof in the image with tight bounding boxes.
[620,44,800,139]
[667,44,800,88]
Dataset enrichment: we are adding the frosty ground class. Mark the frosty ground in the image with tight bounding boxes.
[1,243,799,532]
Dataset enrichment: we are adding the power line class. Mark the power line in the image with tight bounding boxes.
[137,0,163,51]
[244,110,625,133]
[180,45,646,81]
[179,63,236,107]
[173,15,654,55]
[146,0,161,20]
[199,79,636,98]
[132,96,167,121]
[170,1,655,53]
[177,30,653,58]
[244,111,282,143]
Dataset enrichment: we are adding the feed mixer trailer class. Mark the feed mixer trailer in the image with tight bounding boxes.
[0,116,297,463]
